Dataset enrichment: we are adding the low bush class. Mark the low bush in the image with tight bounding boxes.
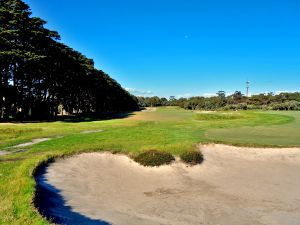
[134,150,175,167]
[180,150,203,165]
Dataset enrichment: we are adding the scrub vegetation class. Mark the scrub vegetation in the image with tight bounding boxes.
[180,150,204,165]
[133,150,175,167]
[137,91,300,111]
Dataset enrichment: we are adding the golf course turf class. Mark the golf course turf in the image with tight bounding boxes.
[0,107,300,224]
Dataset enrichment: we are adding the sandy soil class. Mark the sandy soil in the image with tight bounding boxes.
[194,110,216,113]
[141,107,157,112]
[0,138,52,156]
[12,138,51,148]
[38,144,300,225]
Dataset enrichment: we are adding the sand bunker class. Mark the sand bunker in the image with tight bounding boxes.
[36,144,300,225]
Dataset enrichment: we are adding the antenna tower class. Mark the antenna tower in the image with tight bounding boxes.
[246,81,250,97]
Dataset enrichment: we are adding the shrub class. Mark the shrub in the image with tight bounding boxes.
[180,150,203,165]
[134,150,175,167]
[246,104,262,110]
[269,101,300,110]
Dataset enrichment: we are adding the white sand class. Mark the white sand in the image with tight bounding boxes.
[42,144,300,225]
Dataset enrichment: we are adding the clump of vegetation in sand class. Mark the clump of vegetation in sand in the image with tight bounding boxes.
[134,150,175,167]
[180,150,203,165]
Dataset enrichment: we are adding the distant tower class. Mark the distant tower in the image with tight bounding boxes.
[169,96,175,101]
[246,81,250,97]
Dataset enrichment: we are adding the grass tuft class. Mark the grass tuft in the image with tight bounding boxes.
[134,150,175,167]
[180,150,204,165]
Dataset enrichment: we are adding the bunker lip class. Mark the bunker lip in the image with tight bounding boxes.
[34,144,300,225]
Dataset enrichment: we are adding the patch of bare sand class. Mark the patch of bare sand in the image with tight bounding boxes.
[40,144,300,225]
[194,110,216,113]
[12,138,51,148]
[141,107,157,112]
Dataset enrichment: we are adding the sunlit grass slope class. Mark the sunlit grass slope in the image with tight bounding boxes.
[0,107,300,224]
[205,111,300,146]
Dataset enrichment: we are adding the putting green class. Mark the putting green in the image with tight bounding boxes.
[205,111,300,146]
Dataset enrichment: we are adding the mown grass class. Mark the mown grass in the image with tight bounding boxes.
[0,107,300,224]
[205,111,300,146]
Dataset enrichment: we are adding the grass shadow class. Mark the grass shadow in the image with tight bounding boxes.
[0,111,136,123]
[34,165,110,225]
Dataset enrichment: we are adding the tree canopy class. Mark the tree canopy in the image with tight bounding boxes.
[0,0,139,120]
[137,92,300,111]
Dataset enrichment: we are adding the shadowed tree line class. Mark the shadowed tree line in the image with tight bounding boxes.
[0,0,139,120]
[137,91,300,111]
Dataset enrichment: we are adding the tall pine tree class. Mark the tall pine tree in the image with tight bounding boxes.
[0,0,138,119]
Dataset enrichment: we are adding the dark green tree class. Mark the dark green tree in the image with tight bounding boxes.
[0,0,138,120]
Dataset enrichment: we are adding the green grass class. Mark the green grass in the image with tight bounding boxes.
[194,112,245,120]
[0,107,300,224]
[205,111,300,146]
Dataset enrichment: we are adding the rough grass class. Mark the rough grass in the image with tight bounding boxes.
[194,112,245,120]
[0,107,300,224]
[180,150,204,165]
[133,150,175,166]
[0,128,42,134]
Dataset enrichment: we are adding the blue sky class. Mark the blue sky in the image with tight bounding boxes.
[24,0,300,97]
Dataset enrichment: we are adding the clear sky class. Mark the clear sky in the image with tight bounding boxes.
[24,0,300,98]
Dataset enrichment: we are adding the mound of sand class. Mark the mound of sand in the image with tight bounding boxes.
[36,144,300,225]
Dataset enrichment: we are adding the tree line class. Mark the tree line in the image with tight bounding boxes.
[137,91,300,111]
[0,0,139,120]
